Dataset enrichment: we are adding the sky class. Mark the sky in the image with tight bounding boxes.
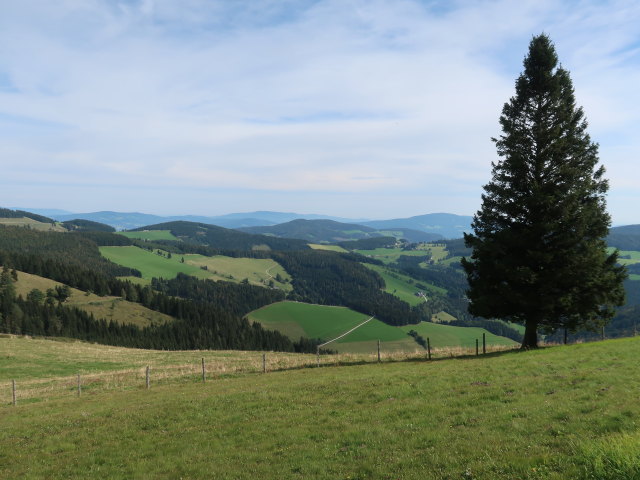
[1,0,639,224]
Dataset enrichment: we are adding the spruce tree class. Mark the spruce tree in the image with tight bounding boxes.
[462,34,626,348]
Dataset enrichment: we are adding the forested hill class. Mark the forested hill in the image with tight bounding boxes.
[0,207,55,223]
[238,219,442,243]
[607,225,640,250]
[130,221,309,251]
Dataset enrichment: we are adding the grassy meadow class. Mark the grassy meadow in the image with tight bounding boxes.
[247,301,516,353]
[2,336,640,479]
[354,247,428,264]
[100,246,292,289]
[363,263,447,306]
[119,230,179,241]
[308,243,349,252]
[13,270,173,328]
[0,217,66,232]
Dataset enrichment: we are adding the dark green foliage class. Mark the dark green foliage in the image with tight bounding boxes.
[271,250,423,326]
[441,238,471,258]
[407,329,427,349]
[0,207,55,223]
[61,219,115,232]
[74,231,133,246]
[393,255,468,298]
[130,221,309,251]
[151,273,285,317]
[0,226,140,278]
[462,35,626,348]
[607,225,640,250]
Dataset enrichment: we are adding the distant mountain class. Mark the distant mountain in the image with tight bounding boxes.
[239,219,443,243]
[13,208,73,217]
[361,213,473,239]
[130,221,309,251]
[43,210,369,230]
[607,225,640,251]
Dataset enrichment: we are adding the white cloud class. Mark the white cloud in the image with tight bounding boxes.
[0,0,639,221]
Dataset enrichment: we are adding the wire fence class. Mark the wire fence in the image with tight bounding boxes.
[1,334,517,408]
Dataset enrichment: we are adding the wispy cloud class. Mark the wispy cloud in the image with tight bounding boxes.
[0,0,639,221]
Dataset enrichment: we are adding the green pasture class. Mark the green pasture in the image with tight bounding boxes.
[183,255,292,290]
[354,247,428,264]
[13,270,173,328]
[308,243,348,252]
[247,301,370,341]
[0,217,66,232]
[119,230,179,241]
[100,246,212,280]
[4,337,640,479]
[363,263,447,305]
[616,249,640,266]
[399,321,517,348]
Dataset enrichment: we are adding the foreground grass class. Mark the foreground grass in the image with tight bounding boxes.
[2,337,640,479]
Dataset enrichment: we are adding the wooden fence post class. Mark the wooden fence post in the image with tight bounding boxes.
[262,353,266,373]
[77,373,81,397]
[201,358,206,383]
[476,339,479,356]
[482,333,486,354]
[427,337,431,361]
[12,379,16,406]
[316,347,320,367]
[145,366,150,389]
[377,340,381,363]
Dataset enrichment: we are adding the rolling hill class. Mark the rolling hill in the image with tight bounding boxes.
[238,219,443,243]
[361,212,473,239]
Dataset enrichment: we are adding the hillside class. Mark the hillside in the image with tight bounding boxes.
[129,221,309,251]
[238,219,442,243]
[12,270,173,328]
[362,213,473,239]
[2,336,640,479]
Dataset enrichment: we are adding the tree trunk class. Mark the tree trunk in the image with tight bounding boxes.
[521,319,539,349]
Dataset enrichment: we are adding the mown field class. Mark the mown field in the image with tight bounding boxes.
[363,263,447,306]
[13,270,173,328]
[2,336,639,479]
[0,217,65,232]
[100,246,291,289]
[247,301,516,353]
[308,243,349,252]
[119,230,179,241]
[354,247,428,264]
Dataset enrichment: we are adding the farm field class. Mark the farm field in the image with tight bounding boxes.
[247,301,516,353]
[183,254,291,290]
[100,246,212,280]
[616,249,640,265]
[100,246,291,289]
[0,217,65,232]
[308,243,348,252]
[354,247,427,264]
[3,336,640,479]
[119,230,179,241]
[12,270,173,328]
[363,263,447,306]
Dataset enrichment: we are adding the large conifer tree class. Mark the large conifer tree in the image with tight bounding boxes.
[462,34,626,348]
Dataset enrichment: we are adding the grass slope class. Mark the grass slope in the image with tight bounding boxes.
[247,301,370,341]
[119,230,179,241]
[100,246,211,280]
[2,337,640,479]
[364,263,446,306]
[354,247,428,264]
[308,243,348,252]
[13,270,173,328]
[100,246,292,289]
[0,217,66,232]
[248,302,516,353]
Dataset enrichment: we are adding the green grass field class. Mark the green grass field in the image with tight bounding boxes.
[2,336,640,479]
[100,246,291,289]
[247,301,371,341]
[354,247,428,264]
[248,301,516,353]
[100,246,212,280]
[13,270,173,328]
[616,250,640,265]
[184,254,291,290]
[0,217,66,232]
[363,263,447,306]
[119,230,179,241]
[308,243,348,252]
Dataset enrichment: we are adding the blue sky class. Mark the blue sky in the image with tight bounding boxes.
[1,0,639,223]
